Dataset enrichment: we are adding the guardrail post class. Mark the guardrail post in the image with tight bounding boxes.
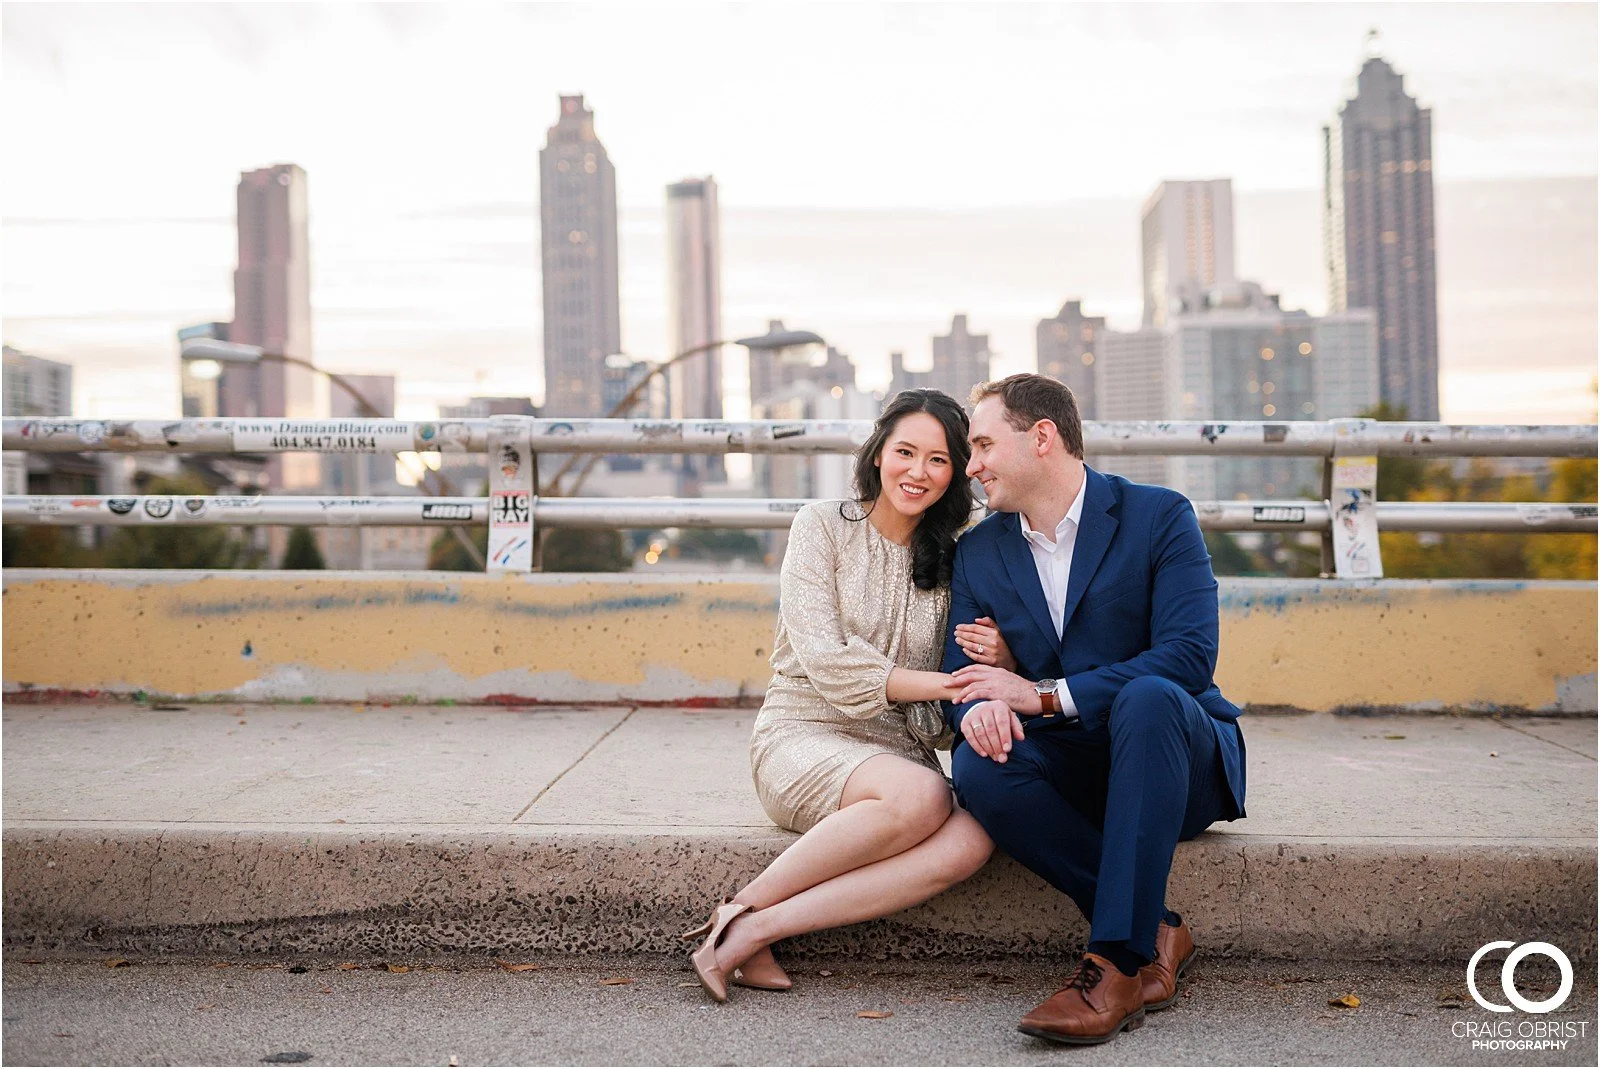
[487,416,535,573]
[1326,418,1383,579]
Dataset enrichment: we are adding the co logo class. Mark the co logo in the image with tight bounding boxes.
[1467,941,1573,1013]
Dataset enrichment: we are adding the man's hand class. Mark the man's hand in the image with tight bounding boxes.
[953,664,1041,714]
[959,699,1026,763]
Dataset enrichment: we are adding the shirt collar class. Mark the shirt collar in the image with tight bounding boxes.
[1019,475,1087,547]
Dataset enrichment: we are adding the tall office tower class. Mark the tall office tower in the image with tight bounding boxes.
[1036,299,1106,419]
[540,94,621,418]
[1095,328,1173,486]
[666,177,725,485]
[1172,282,1380,501]
[230,163,318,495]
[928,315,991,402]
[1141,179,1236,327]
[1324,53,1439,420]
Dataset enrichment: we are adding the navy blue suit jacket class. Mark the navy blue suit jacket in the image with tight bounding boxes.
[942,466,1246,817]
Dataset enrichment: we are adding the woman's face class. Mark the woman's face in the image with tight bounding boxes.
[874,411,956,521]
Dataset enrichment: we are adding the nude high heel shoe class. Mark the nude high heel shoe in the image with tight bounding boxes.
[681,900,792,992]
[688,901,749,1003]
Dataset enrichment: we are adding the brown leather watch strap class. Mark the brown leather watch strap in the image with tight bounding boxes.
[1038,683,1061,716]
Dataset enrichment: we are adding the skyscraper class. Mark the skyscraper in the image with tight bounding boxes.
[1324,53,1439,420]
[1036,299,1105,419]
[1141,180,1236,328]
[1098,282,1379,499]
[231,163,318,492]
[666,176,725,484]
[540,94,621,418]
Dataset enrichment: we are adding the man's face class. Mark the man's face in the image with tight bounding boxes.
[966,396,1038,513]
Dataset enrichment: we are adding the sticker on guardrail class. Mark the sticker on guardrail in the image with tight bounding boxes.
[1331,456,1382,578]
[1252,506,1306,524]
[232,420,416,453]
[422,502,473,521]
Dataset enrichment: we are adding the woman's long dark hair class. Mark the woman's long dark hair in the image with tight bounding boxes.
[845,388,974,590]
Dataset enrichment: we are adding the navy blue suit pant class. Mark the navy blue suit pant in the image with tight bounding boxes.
[952,676,1235,961]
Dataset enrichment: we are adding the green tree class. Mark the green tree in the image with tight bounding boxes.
[428,525,487,571]
[2,525,105,568]
[1203,532,1257,576]
[100,475,262,569]
[542,527,632,572]
[1360,401,1431,503]
[279,526,327,569]
[674,527,766,562]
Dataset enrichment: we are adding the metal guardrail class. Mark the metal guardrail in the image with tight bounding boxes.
[3,415,1595,579]
[4,416,1596,457]
[5,495,1595,533]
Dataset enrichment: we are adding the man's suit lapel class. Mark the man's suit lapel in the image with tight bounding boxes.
[995,512,1058,650]
[1059,467,1118,641]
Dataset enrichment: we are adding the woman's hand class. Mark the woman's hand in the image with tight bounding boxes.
[954,616,1017,673]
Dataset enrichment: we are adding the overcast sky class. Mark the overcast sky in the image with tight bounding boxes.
[2,2,1596,424]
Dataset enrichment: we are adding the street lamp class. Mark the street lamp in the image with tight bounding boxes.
[178,338,486,569]
[545,326,826,499]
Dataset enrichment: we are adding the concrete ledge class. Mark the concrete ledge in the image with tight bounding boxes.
[3,704,1594,963]
[3,571,1597,712]
[4,824,1595,964]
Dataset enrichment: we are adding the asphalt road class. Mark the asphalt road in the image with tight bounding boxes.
[4,956,1595,1066]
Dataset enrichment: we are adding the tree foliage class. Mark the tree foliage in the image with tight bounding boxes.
[100,475,263,569]
[279,527,327,569]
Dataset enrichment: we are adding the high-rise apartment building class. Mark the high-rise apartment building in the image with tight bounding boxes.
[3,345,78,497]
[1141,180,1236,328]
[1036,299,1105,419]
[1324,54,1439,420]
[230,164,319,493]
[540,94,621,418]
[666,176,725,485]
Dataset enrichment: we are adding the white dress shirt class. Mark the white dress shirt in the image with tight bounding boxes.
[1018,476,1087,718]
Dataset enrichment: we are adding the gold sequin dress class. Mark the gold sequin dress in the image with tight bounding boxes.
[750,500,951,834]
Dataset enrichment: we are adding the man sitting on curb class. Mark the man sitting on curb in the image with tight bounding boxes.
[944,374,1248,1046]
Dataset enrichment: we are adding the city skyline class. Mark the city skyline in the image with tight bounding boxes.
[2,3,1595,426]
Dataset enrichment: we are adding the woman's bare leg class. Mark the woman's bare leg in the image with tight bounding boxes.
[733,754,955,912]
[717,807,993,974]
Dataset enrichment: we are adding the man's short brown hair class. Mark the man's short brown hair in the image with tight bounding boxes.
[970,374,1084,459]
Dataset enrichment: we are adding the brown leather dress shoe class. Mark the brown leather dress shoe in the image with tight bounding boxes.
[1018,953,1146,1046]
[1139,918,1197,1011]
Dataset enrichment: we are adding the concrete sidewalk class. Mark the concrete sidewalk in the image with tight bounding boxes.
[3,704,1595,962]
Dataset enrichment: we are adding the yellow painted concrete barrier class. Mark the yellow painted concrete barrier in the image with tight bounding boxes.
[2,571,1594,712]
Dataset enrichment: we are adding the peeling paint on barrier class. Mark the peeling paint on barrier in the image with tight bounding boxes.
[1,572,1594,712]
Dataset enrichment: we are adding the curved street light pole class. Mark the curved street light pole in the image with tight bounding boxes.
[180,340,486,569]
[546,328,826,499]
